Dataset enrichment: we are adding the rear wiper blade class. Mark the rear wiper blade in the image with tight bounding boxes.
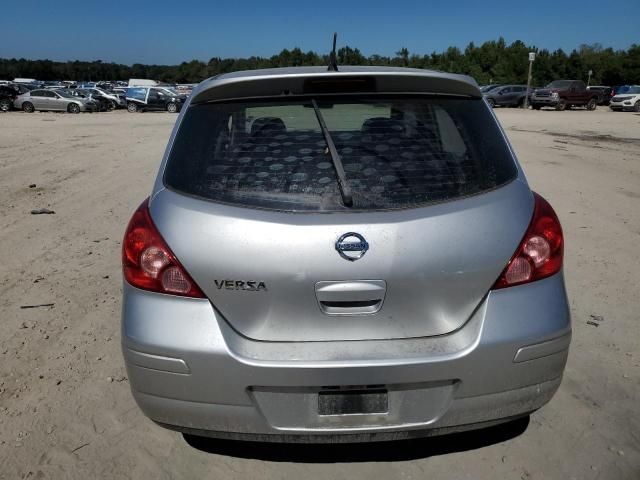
[311,99,353,207]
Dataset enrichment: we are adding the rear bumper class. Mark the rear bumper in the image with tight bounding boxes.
[148,378,560,442]
[121,272,571,441]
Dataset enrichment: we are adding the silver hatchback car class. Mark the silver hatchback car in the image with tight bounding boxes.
[121,66,570,442]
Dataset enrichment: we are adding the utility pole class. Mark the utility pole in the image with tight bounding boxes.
[523,52,535,109]
[587,69,593,87]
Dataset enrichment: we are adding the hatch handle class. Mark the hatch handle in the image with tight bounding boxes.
[315,280,386,315]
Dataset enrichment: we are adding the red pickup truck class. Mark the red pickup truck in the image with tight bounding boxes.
[530,80,599,111]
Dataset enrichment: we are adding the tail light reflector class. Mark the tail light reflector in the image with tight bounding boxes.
[493,192,563,289]
[122,198,205,298]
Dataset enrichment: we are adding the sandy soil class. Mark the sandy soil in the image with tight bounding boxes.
[0,107,638,479]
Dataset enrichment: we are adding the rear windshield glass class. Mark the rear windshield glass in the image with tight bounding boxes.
[164,96,517,212]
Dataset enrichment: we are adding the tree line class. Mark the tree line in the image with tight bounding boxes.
[1,39,638,86]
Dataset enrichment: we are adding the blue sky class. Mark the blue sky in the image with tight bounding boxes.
[1,0,637,65]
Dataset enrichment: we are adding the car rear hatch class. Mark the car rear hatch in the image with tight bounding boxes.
[149,70,533,342]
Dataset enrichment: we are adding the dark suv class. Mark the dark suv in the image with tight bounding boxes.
[530,80,599,111]
[483,85,533,108]
[125,86,185,113]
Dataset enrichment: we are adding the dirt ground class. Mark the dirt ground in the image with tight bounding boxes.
[0,107,638,479]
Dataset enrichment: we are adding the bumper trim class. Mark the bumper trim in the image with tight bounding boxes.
[158,415,529,443]
[513,333,571,363]
[124,348,190,374]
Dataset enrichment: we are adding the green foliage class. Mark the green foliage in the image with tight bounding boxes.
[1,39,638,85]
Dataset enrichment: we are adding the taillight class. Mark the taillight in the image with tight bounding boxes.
[122,198,205,298]
[493,192,563,289]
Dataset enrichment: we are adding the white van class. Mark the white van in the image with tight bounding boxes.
[13,78,38,84]
[128,79,159,87]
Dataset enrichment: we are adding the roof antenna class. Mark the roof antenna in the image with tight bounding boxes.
[328,32,338,72]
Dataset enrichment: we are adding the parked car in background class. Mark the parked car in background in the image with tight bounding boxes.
[68,89,115,111]
[484,85,532,108]
[43,82,66,90]
[612,85,634,97]
[0,85,18,111]
[479,84,502,93]
[11,83,36,95]
[96,81,116,91]
[125,86,185,113]
[175,84,196,96]
[14,89,98,113]
[121,66,570,443]
[587,86,613,105]
[609,85,640,112]
[112,91,127,108]
[80,87,126,109]
[530,80,599,111]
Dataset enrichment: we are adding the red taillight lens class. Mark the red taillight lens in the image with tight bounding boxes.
[493,192,564,289]
[122,198,205,298]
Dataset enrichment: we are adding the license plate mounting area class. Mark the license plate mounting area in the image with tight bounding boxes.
[318,388,388,416]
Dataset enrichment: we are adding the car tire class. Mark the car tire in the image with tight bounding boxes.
[68,103,81,114]
[555,100,566,111]
[586,98,597,111]
[634,101,640,113]
[533,105,541,110]
[22,102,35,113]
[127,102,139,113]
[0,98,12,112]
[107,101,115,111]
[517,97,525,108]
[167,102,178,113]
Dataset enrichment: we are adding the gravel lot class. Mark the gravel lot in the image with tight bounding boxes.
[0,107,638,479]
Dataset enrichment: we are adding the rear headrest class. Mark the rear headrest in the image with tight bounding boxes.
[250,117,286,136]
[361,117,404,135]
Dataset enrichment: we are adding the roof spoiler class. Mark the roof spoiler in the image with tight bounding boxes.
[191,70,481,104]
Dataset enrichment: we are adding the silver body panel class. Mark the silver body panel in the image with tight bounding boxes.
[122,66,570,441]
